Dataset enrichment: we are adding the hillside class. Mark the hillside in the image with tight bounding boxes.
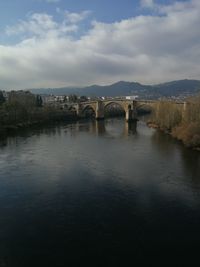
[30,79,200,99]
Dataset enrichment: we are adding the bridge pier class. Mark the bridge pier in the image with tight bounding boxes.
[126,108,132,122]
[125,101,138,122]
[95,101,105,120]
[125,110,138,121]
[75,104,87,119]
[75,104,82,118]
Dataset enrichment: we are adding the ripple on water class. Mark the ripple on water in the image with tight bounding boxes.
[0,118,200,266]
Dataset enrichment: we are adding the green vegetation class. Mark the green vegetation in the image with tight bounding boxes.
[0,91,77,133]
[149,98,200,149]
[0,91,5,105]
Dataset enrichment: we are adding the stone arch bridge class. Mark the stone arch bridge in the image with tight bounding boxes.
[73,99,152,121]
[73,99,186,121]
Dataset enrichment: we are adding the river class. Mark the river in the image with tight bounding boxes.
[0,118,200,266]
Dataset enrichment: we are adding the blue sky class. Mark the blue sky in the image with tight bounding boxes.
[0,0,187,31]
[0,0,199,89]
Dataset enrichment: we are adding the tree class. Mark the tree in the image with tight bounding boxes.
[36,95,43,107]
[0,91,5,105]
[69,94,78,103]
[79,96,88,102]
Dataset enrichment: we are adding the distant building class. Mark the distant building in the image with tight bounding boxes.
[41,95,56,105]
[125,95,138,100]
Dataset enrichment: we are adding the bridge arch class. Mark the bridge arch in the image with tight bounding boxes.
[82,104,95,112]
[104,101,126,111]
[81,104,96,118]
[77,99,149,121]
[104,101,126,118]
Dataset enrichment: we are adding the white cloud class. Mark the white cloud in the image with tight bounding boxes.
[140,0,155,8]
[158,0,198,14]
[0,1,200,90]
[6,13,58,37]
[5,12,80,38]
[64,10,92,24]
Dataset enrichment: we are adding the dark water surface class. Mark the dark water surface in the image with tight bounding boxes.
[0,118,200,266]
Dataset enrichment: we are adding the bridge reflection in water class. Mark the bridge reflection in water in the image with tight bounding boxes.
[85,119,137,137]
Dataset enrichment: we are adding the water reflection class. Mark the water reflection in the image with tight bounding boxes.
[0,118,200,266]
[151,130,177,155]
[0,135,7,147]
[84,119,137,137]
[124,120,137,136]
[93,120,106,136]
[63,119,137,138]
[151,128,200,191]
[180,147,200,187]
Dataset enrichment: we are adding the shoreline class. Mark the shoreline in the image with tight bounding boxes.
[0,115,78,137]
[1,116,200,152]
[147,121,200,151]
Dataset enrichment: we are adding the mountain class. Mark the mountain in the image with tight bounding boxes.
[153,79,200,97]
[29,81,151,97]
[29,79,200,99]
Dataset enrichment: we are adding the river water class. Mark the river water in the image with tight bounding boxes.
[0,118,200,266]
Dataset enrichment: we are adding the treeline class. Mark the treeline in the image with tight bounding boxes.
[0,91,77,133]
[149,97,200,149]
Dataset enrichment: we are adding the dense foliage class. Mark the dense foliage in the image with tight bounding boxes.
[0,91,76,132]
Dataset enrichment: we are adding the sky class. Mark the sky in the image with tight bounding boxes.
[0,0,199,90]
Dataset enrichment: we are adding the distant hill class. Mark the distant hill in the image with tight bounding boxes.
[30,79,200,99]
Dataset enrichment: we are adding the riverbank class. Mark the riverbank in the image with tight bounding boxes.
[147,99,200,151]
[147,121,200,151]
[0,107,78,136]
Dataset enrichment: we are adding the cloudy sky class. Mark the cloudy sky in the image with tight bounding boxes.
[0,0,199,90]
